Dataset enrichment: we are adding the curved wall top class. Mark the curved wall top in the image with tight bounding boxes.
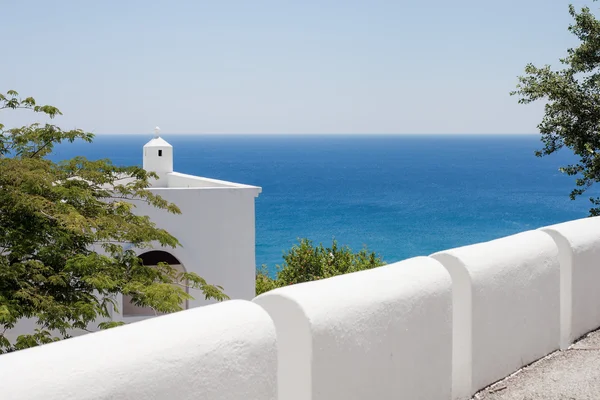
[254,256,452,400]
[540,216,600,347]
[432,230,560,399]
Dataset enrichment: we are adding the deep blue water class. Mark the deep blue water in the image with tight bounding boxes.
[50,134,593,273]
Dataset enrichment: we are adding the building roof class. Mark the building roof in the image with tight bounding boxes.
[144,136,172,148]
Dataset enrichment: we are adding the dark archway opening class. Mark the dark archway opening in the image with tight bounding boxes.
[122,251,189,317]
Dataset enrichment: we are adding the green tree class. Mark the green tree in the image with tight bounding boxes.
[0,90,227,353]
[513,1,600,215]
[256,238,385,296]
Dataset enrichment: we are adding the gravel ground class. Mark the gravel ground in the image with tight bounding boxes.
[473,329,600,400]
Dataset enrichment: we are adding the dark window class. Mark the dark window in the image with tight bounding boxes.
[158,150,163,156]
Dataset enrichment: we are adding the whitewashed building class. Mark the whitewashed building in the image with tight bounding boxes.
[113,128,262,322]
[5,129,261,341]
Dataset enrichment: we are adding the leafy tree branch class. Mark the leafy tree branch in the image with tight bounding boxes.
[513,1,600,215]
[0,90,227,353]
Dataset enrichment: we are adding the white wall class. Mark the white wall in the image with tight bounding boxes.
[137,186,260,306]
[254,257,452,400]
[432,230,560,399]
[540,217,600,348]
[143,142,173,187]
[4,175,261,342]
[167,172,259,189]
[4,217,600,400]
[0,300,277,400]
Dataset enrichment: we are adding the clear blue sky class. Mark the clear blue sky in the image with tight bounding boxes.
[1,0,593,134]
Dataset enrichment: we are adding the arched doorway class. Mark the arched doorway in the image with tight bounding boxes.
[122,251,189,317]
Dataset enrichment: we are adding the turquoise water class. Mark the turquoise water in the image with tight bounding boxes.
[50,134,592,273]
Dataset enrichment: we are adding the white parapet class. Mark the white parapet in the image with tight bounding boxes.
[253,256,452,400]
[0,300,277,400]
[431,230,560,400]
[540,216,600,349]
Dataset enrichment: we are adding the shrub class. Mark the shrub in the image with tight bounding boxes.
[256,238,385,295]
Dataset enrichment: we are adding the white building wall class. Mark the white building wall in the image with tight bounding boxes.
[133,186,260,306]
[167,172,253,188]
[143,136,173,188]
[5,183,260,337]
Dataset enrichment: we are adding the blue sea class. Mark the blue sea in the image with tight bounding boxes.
[50,134,592,274]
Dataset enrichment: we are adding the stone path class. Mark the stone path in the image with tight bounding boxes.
[474,329,600,400]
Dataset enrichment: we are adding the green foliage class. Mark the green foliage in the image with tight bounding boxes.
[512,1,600,215]
[255,238,385,295]
[255,265,280,295]
[0,90,228,353]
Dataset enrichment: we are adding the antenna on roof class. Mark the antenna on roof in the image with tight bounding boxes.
[154,126,161,138]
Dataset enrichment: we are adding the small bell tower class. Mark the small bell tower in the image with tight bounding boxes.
[143,126,173,187]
